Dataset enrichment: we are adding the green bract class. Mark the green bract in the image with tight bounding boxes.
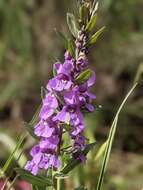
[75,69,93,84]
[87,26,105,46]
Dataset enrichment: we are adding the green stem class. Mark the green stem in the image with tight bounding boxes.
[57,178,61,190]
[53,127,63,190]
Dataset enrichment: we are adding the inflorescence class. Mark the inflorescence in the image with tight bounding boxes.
[25,8,96,176]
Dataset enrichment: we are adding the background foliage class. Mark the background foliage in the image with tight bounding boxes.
[0,0,143,189]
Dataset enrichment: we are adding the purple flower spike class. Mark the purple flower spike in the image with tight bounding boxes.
[25,23,97,175]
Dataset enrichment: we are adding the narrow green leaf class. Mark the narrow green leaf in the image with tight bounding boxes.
[16,168,52,187]
[134,62,143,84]
[79,4,90,25]
[85,14,97,32]
[79,5,85,20]
[87,26,105,46]
[0,133,27,177]
[75,69,93,84]
[67,13,78,38]
[96,82,138,190]
[2,134,26,174]
[95,141,108,161]
[60,142,96,175]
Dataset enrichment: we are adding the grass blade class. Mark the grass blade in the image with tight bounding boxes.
[96,82,138,190]
[94,141,108,162]
[2,134,27,175]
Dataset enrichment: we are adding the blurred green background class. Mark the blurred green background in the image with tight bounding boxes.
[0,0,143,190]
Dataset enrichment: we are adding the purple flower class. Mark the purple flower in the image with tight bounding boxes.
[70,108,84,127]
[25,160,39,175]
[47,74,72,92]
[54,105,84,136]
[34,120,55,138]
[54,61,73,76]
[54,106,84,127]
[64,85,96,112]
[25,149,61,175]
[25,152,43,175]
[37,153,60,170]
[71,123,84,136]
[38,153,49,169]
[64,87,79,105]
[39,93,58,120]
[47,55,74,92]
[39,135,59,150]
[53,106,70,124]
[30,145,41,157]
[32,152,43,165]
